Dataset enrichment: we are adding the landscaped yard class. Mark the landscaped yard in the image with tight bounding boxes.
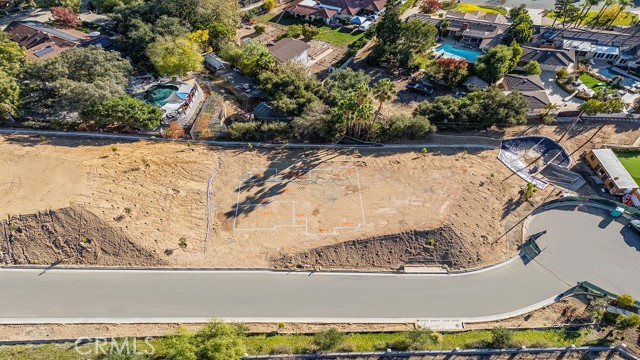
[254,11,364,46]
[547,10,637,26]
[579,73,613,91]
[616,151,640,186]
[455,3,507,15]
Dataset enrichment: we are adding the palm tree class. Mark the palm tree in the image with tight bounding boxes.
[372,78,396,121]
[574,0,601,27]
[542,102,561,117]
[606,0,633,27]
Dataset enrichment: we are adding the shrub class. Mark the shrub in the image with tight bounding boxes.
[301,24,319,41]
[313,328,344,351]
[283,24,303,39]
[254,25,266,35]
[227,121,261,141]
[602,311,623,326]
[51,6,80,28]
[489,327,514,349]
[336,343,356,352]
[617,314,640,330]
[386,338,411,351]
[165,121,185,139]
[263,0,276,10]
[260,121,291,140]
[406,329,441,349]
[269,345,291,354]
[556,68,569,80]
[617,294,635,307]
[376,114,436,142]
[524,60,541,75]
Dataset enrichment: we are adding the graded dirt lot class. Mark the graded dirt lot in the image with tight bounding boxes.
[0,135,533,270]
[0,122,638,270]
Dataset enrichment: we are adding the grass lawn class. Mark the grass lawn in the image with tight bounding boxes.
[579,73,613,91]
[616,151,640,186]
[455,3,507,15]
[547,10,637,26]
[254,12,364,46]
[0,329,588,359]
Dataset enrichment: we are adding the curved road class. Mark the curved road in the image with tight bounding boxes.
[0,206,638,324]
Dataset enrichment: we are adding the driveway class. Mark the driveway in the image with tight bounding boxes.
[540,71,583,111]
[0,204,638,324]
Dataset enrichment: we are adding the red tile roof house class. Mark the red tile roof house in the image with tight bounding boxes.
[286,0,386,24]
[3,21,115,60]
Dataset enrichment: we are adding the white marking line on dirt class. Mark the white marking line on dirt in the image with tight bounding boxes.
[231,166,366,236]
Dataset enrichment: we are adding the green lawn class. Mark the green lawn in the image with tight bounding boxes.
[254,12,364,46]
[547,10,637,26]
[0,329,587,359]
[616,151,640,186]
[579,73,613,91]
[455,3,507,15]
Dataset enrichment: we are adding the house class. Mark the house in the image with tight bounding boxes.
[268,38,310,65]
[3,21,115,60]
[407,11,511,50]
[518,46,576,72]
[463,76,489,91]
[253,102,291,122]
[586,148,638,195]
[499,74,550,114]
[286,0,385,23]
[535,26,640,65]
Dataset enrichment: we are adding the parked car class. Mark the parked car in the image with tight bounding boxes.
[628,219,640,233]
[406,82,433,95]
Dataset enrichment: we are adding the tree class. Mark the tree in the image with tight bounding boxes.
[313,328,344,351]
[376,114,435,141]
[590,0,614,26]
[420,0,442,13]
[258,62,324,115]
[21,46,133,117]
[81,95,162,130]
[372,78,396,120]
[523,60,542,75]
[263,0,276,10]
[574,0,601,27]
[188,29,210,52]
[301,24,319,41]
[505,11,534,44]
[616,314,640,330]
[322,68,371,106]
[153,15,189,38]
[55,0,81,11]
[553,0,581,27]
[542,102,561,118]
[207,22,235,51]
[508,4,528,19]
[617,294,635,307]
[51,6,80,28]
[0,70,20,122]
[400,19,438,55]
[559,89,628,141]
[0,31,27,74]
[333,83,374,139]
[475,44,517,83]
[292,101,342,142]
[164,327,197,360]
[369,0,403,64]
[438,19,450,39]
[433,57,468,87]
[146,37,203,76]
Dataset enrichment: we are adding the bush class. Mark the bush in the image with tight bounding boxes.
[260,121,291,140]
[524,60,541,75]
[165,121,185,138]
[602,311,623,326]
[227,121,261,141]
[336,343,356,352]
[376,114,436,142]
[617,314,640,330]
[263,0,276,10]
[254,25,266,34]
[556,68,569,80]
[617,294,635,307]
[313,328,344,351]
[386,338,411,351]
[406,329,441,350]
[489,327,514,349]
[269,345,291,355]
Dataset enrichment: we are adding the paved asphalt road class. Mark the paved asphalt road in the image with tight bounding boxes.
[0,205,637,323]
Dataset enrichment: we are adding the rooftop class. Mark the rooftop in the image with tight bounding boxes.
[268,38,310,63]
[520,46,576,67]
[501,74,545,92]
[592,148,638,190]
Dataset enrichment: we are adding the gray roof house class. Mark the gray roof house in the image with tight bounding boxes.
[408,11,511,50]
[518,46,576,72]
[500,74,550,114]
[268,38,311,65]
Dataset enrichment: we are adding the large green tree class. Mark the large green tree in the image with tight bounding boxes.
[0,32,26,121]
[505,8,534,44]
[81,94,162,130]
[258,63,325,116]
[474,43,521,84]
[21,46,132,117]
[322,69,371,106]
[372,78,396,120]
[146,36,203,76]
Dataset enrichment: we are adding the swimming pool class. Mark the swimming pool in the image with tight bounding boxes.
[435,43,481,62]
[146,85,179,106]
[595,67,637,87]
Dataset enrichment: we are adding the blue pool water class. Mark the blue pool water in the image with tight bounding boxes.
[435,43,481,62]
[146,85,179,106]
[595,67,637,87]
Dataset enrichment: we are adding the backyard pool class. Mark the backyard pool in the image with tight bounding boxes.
[146,85,179,106]
[435,43,481,62]
[595,67,637,88]
[616,151,640,186]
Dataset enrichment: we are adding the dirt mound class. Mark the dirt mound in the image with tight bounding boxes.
[272,225,480,271]
[0,207,166,267]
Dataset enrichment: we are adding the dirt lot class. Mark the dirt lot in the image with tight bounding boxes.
[1,123,638,270]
